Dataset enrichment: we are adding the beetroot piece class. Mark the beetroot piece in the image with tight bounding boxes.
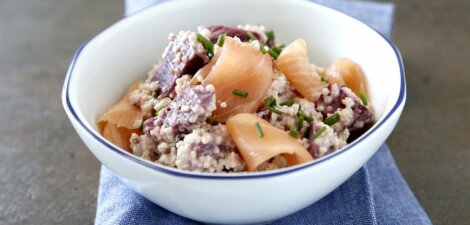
[143,116,157,136]
[307,122,344,158]
[151,32,209,97]
[208,25,263,43]
[194,142,225,159]
[307,123,329,158]
[175,125,243,172]
[144,85,216,136]
[315,84,374,132]
[256,107,271,121]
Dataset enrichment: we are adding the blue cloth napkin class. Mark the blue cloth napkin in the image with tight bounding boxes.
[96,0,432,224]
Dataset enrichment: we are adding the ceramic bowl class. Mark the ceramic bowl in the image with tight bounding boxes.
[62,0,405,224]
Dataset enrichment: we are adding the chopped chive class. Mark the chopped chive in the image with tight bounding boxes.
[139,123,144,131]
[280,99,294,107]
[271,46,283,55]
[297,109,313,122]
[359,91,368,106]
[272,44,285,54]
[196,33,214,56]
[268,106,283,115]
[303,114,314,122]
[216,33,226,47]
[314,126,327,138]
[232,89,248,97]
[246,31,258,41]
[266,31,275,42]
[324,113,340,126]
[259,43,267,54]
[268,48,279,59]
[152,91,158,98]
[297,114,304,130]
[289,130,299,138]
[321,76,329,83]
[264,96,277,107]
[255,122,264,137]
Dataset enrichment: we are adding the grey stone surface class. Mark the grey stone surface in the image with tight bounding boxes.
[378,1,470,224]
[0,1,122,224]
[0,0,468,224]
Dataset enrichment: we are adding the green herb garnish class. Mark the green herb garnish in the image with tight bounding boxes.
[314,126,327,138]
[321,76,329,83]
[303,114,314,122]
[139,123,144,131]
[216,33,226,47]
[297,110,314,123]
[259,43,267,54]
[359,90,368,106]
[196,33,214,56]
[266,31,275,42]
[289,130,299,138]
[324,113,340,126]
[232,89,249,97]
[264,96,277,107]
[271,45,285,55]
[268,106,283,115]
[297,114,305,130]
[268,48,279,59]
[152,91,158,98]
[280,99,294,107]
[255,122,264,137]
[246,31,258,41]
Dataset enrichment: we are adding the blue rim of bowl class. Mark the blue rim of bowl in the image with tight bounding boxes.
[63,0,405,179]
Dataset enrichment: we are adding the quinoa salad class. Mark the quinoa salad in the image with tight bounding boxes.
[97,24,375,173]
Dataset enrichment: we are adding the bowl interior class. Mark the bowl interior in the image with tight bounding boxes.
[65,0,403,172]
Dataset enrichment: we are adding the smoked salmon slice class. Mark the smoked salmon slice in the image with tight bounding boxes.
[276,39,327,102]
[202,37,273,122]
[97,81,144,130]
[226,113,313,171]
[97,81,143,152]
[326,58,368,97]
[102,122,138,152]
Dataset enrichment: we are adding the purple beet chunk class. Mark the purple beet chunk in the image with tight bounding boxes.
[307,122,337,158]
[151,33,209,97]
[316,84,374,131]
[315,85,348,115]
[152,85,215,134]
[143,116,157,137]
[193,142,227,160]
[256,107,271,121]
[348,99,375,131]
[208,25,263,43]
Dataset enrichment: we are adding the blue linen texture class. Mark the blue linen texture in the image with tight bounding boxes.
[96,0,432,224]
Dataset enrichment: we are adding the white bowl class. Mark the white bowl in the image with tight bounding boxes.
[62,0,405,224]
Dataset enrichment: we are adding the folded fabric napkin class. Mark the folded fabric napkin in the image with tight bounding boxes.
[96,0,432,224]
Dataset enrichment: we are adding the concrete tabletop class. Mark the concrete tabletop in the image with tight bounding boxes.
[0,0,468,224]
